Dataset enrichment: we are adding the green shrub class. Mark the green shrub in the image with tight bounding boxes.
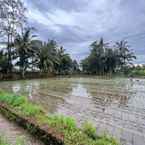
[130,69,145,76]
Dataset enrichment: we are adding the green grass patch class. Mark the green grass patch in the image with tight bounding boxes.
[0,136,9,145]
[82,121,97,139]
[0,136,25,145]
[0,90,43,117]
[0,90,120,145]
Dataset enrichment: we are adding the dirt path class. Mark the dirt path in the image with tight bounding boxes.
[0,114,44,145]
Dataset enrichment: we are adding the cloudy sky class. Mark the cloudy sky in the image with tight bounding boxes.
[24,0,145,63]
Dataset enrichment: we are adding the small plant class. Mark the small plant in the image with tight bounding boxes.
[0,90,43,117]
[20,103,42,116]
[47,115,77,131]
[82,121,97,139]
[0,91,26,107]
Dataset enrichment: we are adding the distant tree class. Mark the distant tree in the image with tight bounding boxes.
[72,60,80,74]
[56,46,73,75]
[37,40,59,73]
[115,40,136,69]
[0,0,26,73]
[81,38,136,75]
[14,28,36,78]
[0,51,9,73]
[81,38,107,74]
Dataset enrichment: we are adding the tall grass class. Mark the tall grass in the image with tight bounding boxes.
[0,90,42,117]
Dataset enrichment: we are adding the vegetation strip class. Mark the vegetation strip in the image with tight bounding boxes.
[0,104,63,145]
[0,91,120,145]
[0,136,10,145]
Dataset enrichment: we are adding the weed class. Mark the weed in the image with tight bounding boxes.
[82,121,97,139]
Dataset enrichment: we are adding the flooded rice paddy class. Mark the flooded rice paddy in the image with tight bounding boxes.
[0,77,145,145]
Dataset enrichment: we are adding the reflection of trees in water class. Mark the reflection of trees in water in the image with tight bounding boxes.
[0,79,73,114]
[82,82,130,110]
[56,82,97,123]
[27,79,73,113]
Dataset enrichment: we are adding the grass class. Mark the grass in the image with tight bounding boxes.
[0,90,43,117]
[82,121,97,139]
[0,136,25,145]
[0,136,9,145]
[0,90,120,145]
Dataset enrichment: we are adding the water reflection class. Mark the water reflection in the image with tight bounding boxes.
[0,78,145,145]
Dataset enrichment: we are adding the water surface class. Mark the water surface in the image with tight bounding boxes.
[0,77,145,145]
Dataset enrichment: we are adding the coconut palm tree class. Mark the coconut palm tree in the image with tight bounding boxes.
[115,40,136,68]
[37,40,59,73]
[14,27,36,78]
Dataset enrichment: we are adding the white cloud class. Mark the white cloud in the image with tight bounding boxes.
[24,0,145,63]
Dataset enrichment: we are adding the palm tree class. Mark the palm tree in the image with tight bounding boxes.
[14,28,36,78]
[115,40,136,68]
[89,38,108,74]
[37,40,59,73]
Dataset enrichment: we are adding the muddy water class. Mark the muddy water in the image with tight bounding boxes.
[0,77,145,145]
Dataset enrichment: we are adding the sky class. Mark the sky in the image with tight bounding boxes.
[24,0,145,64]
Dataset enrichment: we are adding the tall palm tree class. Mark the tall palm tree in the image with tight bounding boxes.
[14,28,36,78]
[37,40,59,73]
[115,40,136,67]
[89,38,108,74]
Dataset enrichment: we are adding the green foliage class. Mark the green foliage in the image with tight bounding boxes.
[47,115,77,131]
[36,40,59,73]
[14,28,36,78]
[15,136,25,145]
[20,103,42,116]
[0,136,9,145]
[94,134,119,145]
[0,136,25,145]
[0,90,42,117]
[81,39,136,75]
[82,121,97,139]
[0,91,26,107]
[57,47,73,75]
[131,69,145,76]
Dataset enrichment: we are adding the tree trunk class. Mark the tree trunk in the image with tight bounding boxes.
[7,34,12,73]
[20,67,25,79]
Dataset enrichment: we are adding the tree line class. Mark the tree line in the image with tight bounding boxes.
[0,0,80,78]
[0,0,136,78]
[81,38,136,75]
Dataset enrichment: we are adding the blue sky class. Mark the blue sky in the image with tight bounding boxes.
[24,0,145,63]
